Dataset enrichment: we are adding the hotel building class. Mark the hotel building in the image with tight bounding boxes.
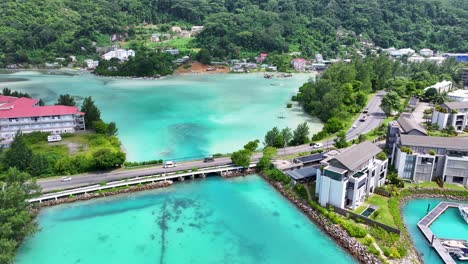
[0,96,85,141]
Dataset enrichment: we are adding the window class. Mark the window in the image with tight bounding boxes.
[453,177,464,184]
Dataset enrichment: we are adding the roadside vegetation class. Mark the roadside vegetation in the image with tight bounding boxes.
[296,56,464,144]
[0,168,40,263]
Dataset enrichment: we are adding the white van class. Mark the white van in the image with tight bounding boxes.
[163,161,176,168]
[47,135,62,142]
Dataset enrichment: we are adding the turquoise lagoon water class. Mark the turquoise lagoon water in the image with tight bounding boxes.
[0,71,322,161]
[15,175,355,264]
[402,198,468,264]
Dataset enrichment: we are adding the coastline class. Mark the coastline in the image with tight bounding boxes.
[256,172,381,264]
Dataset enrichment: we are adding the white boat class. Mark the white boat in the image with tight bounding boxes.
[442,240,467,249]
[459,205,468,224]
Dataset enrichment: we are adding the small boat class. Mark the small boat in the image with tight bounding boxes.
[459,205,468,224]
[277,113,285,119]
[442,240,467,249]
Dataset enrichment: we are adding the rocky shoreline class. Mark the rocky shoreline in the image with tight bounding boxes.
[32,180,173,208]
[258,173,381,264]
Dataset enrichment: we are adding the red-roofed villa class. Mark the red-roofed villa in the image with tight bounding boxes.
[0,95,85,141]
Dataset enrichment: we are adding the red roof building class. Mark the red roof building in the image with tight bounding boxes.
[0,96,85,141]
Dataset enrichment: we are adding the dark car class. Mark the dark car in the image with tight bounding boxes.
[204,156,215,162]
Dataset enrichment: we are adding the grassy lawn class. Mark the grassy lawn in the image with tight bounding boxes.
[148,37,198,51]
[28,133,121,157]
[404,181,467,191]
[353,194,397,228]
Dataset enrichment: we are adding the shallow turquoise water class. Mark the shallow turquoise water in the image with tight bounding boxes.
[402,198,468,264]
[16,175,355,264]
[0,71,322,161]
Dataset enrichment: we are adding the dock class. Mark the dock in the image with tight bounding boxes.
[417,201,462,264]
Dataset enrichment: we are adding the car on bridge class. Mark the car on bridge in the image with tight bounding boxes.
[204,156,215,162]
[163,161,176,168]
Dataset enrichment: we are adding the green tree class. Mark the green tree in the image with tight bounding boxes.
[380,92,401,116]
[56,94,76,106]
[4,131,32,171]
[92,121,108,134]
[29,154,51,177]
[334,131,349,149]
[195,48,212,65]
[264,127,281,148]
[292,122,310,145]
[230,149,252,169]
[0,168,40,263]
[92,149,126,170]
[280,127,293,147]
[81,97,101,129]
[106,122,118,136]
[243,139,259,152]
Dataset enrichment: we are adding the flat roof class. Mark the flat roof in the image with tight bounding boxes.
[295,152,325,163]
[441,101,468,110]
[286,166,319,180]
[400,135,468,151]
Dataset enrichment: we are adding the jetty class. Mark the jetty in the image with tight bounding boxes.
[417,201,463,264]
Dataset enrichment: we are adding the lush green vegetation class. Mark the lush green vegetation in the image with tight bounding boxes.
[299,55,464,141]
[0,132,126,177]
[1,0,467,66]
[263,122,310,148]
[94,48,174,77]
[0,168,40,264]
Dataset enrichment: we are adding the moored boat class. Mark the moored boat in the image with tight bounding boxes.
[459,205,468,224]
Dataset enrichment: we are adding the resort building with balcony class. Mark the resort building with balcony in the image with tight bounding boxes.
[0,95,85,142]
[315,141,388,210]
[392,135,468,186]
[431,102,468,132]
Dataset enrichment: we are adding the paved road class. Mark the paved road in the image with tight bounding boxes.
[39,91,385,192]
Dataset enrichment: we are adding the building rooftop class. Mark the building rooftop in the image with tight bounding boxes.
[397,116,427,135]
[400,134,468,151]
[408,97,419,108]
[332,141,382,171]
[447,89,468,99]
[0,96,84,119]
[286,166,319,181]
[294,152,325,164]
[441,101,468,110]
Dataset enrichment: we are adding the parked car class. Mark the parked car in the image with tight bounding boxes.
[363,107,369,114]
[61,176,71,182]
[204,156,215,162]
[310,142,323,149]
[360,115,368,122]
[163,161,176,168]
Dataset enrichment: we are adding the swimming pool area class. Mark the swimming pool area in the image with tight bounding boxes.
[361,207,376,217]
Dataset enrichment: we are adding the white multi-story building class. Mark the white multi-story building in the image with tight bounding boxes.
[84,59,99,69]
[447,90,468,102]
[102,49,135,61]
[315,141,388,209]
[419,48,434,57]
[0,96,85,142]
[431,101,468,132]
[392,135,468,186]
[424,80,453,94]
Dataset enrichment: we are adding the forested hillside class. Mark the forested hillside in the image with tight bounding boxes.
[0,0,467,65]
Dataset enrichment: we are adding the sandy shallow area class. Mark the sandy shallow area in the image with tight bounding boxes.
[176,62,230,74]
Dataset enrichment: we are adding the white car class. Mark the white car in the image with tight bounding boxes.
[61,176,72,182]
[163,161,176,168]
